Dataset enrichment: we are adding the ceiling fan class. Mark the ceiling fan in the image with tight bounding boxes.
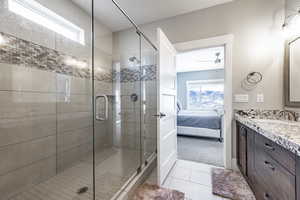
[195,52,222,64]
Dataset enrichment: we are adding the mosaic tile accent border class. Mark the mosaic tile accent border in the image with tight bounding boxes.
[113,65,157,83]
[0,32,156,83]
[0,32,96,79]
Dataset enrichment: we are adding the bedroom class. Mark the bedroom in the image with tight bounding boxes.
[176,45,225,167]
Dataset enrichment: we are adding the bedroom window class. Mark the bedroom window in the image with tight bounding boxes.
[8,0,85,45]
[187,79,224,110]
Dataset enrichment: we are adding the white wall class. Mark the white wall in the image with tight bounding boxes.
[114,0,286,110]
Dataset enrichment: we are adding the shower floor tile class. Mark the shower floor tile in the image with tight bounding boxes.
[8,148,140,200]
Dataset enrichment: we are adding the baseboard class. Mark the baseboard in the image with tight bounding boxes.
[231,158,239,171]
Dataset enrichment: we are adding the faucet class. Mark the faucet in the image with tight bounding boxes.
[277,110,296,121]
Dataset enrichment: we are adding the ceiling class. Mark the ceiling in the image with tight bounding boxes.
[72,0,233,31]
[176,46,225,72]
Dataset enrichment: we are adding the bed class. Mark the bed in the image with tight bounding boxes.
[177,109,223,142]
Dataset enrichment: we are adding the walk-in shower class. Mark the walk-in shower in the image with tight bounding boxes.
[0,0,157,199]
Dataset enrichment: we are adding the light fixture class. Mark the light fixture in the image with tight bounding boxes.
[282,9,300,37]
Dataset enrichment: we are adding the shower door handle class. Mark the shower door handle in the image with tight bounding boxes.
[95,95,108,121]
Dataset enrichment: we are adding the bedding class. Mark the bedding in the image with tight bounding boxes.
[177,110,221,130]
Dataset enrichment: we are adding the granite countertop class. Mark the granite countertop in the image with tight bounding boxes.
[235,113,300,156]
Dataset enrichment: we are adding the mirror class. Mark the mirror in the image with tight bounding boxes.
[285,37,300,107]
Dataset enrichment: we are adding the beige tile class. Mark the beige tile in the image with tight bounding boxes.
[57,112,92,133]
[0,156,56,200]
[168,178,221,200]
[0,136,56,175]
[120,96,141,110]
[162,176,172,187]
[57,143,92,173]
[55,33,91,60]
[94,122,112,149]
[169,166,191,181]
[119,108,141,123]
[0,91,56,119]
[0,64,57,93]
[120,82,141,95]
[187,184,224,200]
[57,93,92,113]
[94,149,140,178]
[0,114,56,147]
[190,170,212,186]
[118,134,140,150]
[121,121,140,136]
[56,74,92,95]
[176,160,217,172]
[164,160,226,200]
[57,127,93,153]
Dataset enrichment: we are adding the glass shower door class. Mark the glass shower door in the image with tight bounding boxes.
[141,36,158,164]
[92,1,143,199]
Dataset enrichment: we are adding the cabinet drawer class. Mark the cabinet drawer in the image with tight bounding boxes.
[255,133,295,174]
[254,146,295,200]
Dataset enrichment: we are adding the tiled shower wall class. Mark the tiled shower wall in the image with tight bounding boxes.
[0,32,113,199]
[112,32,158,161]
[0,0,114,197]
[0,0,157,198]
[113,60,157,161]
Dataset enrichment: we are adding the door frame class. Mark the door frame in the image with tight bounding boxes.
[174,34,234,169]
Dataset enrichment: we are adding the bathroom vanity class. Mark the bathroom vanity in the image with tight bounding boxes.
[236,113,300,200]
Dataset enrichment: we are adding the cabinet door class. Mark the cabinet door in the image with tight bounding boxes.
[254,143,295,200]
[247,129,255,184]
[237,123,247,176]
[297,157,300,200]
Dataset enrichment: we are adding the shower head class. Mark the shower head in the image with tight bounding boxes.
[129,56,140,63]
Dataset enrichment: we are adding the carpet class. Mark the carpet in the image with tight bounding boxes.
[177,136,223,166]
[211,168,256,200]
[132,183,185,200]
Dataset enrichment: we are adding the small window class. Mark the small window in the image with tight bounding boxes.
[8,0,85,45]
[187,79,224,110]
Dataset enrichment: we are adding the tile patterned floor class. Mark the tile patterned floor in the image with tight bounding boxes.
[8,148,140,200]
[146,160,228,200]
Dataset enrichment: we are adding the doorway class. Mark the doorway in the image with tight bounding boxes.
[176,46,225,167]
[174,35,233,169]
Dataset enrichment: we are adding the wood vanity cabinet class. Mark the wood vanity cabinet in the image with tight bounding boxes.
[236,121,297,200]
[237,122,247,175]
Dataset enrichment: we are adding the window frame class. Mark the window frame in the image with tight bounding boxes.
[186,79,224,110]
[8,0,85,45]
